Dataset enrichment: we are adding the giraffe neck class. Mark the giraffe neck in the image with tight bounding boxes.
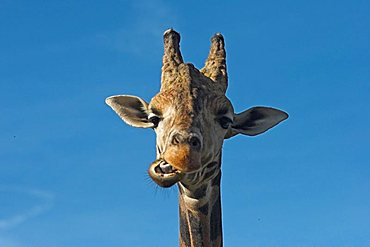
[178,170,222,247]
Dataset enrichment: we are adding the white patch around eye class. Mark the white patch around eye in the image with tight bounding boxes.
[148,112,158,120]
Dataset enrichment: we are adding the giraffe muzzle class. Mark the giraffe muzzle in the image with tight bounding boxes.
[148,159,184,187]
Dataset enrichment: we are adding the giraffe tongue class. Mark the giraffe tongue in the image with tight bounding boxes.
[159,163,174,174]
[148,159,183,188]
[153,159,177,175]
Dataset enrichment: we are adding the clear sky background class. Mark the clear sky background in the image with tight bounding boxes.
[1,0,369,246]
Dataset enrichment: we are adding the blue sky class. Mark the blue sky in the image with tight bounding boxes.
[1,0,369,246]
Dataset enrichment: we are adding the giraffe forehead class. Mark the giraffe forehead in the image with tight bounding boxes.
[149,63,233,118]
[149,89,232,118]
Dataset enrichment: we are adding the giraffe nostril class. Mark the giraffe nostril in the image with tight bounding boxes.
[171,133,201,149]
[172,133,182,145]
[189,136,201,149]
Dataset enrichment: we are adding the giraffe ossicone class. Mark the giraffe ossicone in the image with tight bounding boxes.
[106,29,288,247]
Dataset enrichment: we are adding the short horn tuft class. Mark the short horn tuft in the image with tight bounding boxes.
[201,32,228,92]
[161,29,184,90]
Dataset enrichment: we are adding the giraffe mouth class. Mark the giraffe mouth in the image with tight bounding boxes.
[148,159,184,188]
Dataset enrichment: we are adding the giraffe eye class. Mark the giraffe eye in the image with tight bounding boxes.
[148,113,161,127]
[219,117,233,129]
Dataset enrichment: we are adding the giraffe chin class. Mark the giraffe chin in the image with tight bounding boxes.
[148,159,184,188]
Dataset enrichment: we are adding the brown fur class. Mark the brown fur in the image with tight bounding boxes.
[164,144,201,172]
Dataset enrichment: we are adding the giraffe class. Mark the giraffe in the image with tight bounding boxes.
[106,29,288,247]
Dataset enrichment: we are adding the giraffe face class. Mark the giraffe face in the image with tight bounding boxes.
[106,29,288,188]
[146,76,234,187]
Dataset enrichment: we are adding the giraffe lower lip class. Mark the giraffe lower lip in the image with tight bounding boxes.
[148,159,183,188]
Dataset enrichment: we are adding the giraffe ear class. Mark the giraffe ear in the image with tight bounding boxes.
[225,107,288,139]
[105,95,154,128]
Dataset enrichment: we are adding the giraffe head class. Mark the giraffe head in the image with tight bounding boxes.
[106,29,288,188]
